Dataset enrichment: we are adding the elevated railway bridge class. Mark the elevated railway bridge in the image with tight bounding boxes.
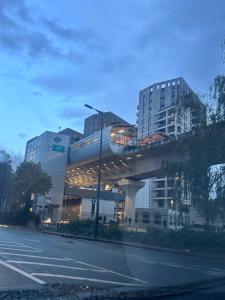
[65,124,225,222]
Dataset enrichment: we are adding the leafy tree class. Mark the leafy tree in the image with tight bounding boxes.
[11,161,52,212]
[0,151,12,213]
[9,152,24,171]
[163,76,225,230]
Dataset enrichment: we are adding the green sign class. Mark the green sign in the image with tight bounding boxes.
[51,144,65,153]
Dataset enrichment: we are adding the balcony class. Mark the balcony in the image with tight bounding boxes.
[152,190,166,198]
[152,181,165,189]
[154,120,166,129]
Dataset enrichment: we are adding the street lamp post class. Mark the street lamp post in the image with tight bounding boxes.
[84,104,104,238]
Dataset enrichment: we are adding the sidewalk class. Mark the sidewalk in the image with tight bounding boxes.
[41,229,225,261]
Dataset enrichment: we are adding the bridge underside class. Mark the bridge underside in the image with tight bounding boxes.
[64,186,125,202]
[66,124,225,189]
[66,141,178,187]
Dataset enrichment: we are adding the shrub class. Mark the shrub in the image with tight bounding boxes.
[0,209,35,226]
[57,221,225,254]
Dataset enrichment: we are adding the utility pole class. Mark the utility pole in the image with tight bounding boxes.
[84,104,104,238]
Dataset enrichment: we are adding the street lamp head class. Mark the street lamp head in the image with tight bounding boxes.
[84,104,94,110]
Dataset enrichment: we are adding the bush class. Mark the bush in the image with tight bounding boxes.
[58,220,125,240]
[57,221,225,254]
[0,209,35,226]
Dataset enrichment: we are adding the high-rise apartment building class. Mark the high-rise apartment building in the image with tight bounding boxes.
[135,77,205,227]
[84,111,129,137]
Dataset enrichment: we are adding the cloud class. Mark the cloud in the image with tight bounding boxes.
[16,4,32,23]
[31,69,104,95]
[44,19,99,49]
[0,72,25,80]
[18,132,27,140]
[0,0,95,63]
[100,54,137,74]
[33,91,42,97]
[59,106,86,120]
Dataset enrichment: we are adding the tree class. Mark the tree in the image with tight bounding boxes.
[9,152,24,171]
[0,151,12,213]
[11,161,52,212]
[163,76,225,230]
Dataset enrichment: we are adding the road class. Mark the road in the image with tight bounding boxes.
[0,226,225,291]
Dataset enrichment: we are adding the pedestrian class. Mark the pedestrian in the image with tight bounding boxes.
[35,213,41,231]
[163,219,167,230]
[99,215,103,222]
[125,217,128,224]
[128,217,132,226]
[103,215,106,224]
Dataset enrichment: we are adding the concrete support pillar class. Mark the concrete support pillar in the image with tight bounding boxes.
[118,179,145,224]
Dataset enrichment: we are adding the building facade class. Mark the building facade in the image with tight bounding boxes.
[59,128,83,144]
[25,131,70,224]
[84,111,129,137]
[135,77,205,228]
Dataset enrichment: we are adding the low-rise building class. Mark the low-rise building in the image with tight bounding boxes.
[25,131,70,224]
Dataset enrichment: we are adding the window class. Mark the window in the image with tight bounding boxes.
[154,214,162,224]
[171,95,176,105]
[158,200,165,208]
[160,97,165,108]
[168,125,175,133]
[135,211,138,223]
[143,212,150,223]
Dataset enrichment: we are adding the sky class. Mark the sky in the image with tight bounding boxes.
[0,0,225,154]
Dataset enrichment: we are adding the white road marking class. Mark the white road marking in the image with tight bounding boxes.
[63,257,74,261]
[22,238,41,243]
[76,260,147,284]
[31,273,143,286]
[0,243,29,248]
[0,260,45,284]
[205,271,224,277]
[0,252,73,261]
[137,258,225,276]
[210,267,225,272]
[0,246,41,252]
[7,260,106,272]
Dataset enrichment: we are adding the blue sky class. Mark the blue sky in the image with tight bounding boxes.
[0,0,225,154]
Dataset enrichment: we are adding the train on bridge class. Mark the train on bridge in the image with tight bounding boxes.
[69,124,169,167]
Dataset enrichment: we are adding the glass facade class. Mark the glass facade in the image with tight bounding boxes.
[110,125,137,146]
[69,125,137,166]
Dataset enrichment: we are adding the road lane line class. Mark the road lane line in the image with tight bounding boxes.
[0,246,41,252]
[76,260,147,284]
[31,273,143,286]
[0,253,73,261]
[22,238,41,243]
[7,261,106,272]
[136,258,225,276]
[0,243,29,248]
[0,260,45,284]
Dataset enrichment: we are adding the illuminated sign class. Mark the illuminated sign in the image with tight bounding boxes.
[50,145,65,153]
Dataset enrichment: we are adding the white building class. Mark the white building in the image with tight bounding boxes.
[25,131,70,224]
[135,77,205,228]
[25,129,117,225]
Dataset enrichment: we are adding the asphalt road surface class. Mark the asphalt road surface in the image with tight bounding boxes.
[0,226,225,292]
